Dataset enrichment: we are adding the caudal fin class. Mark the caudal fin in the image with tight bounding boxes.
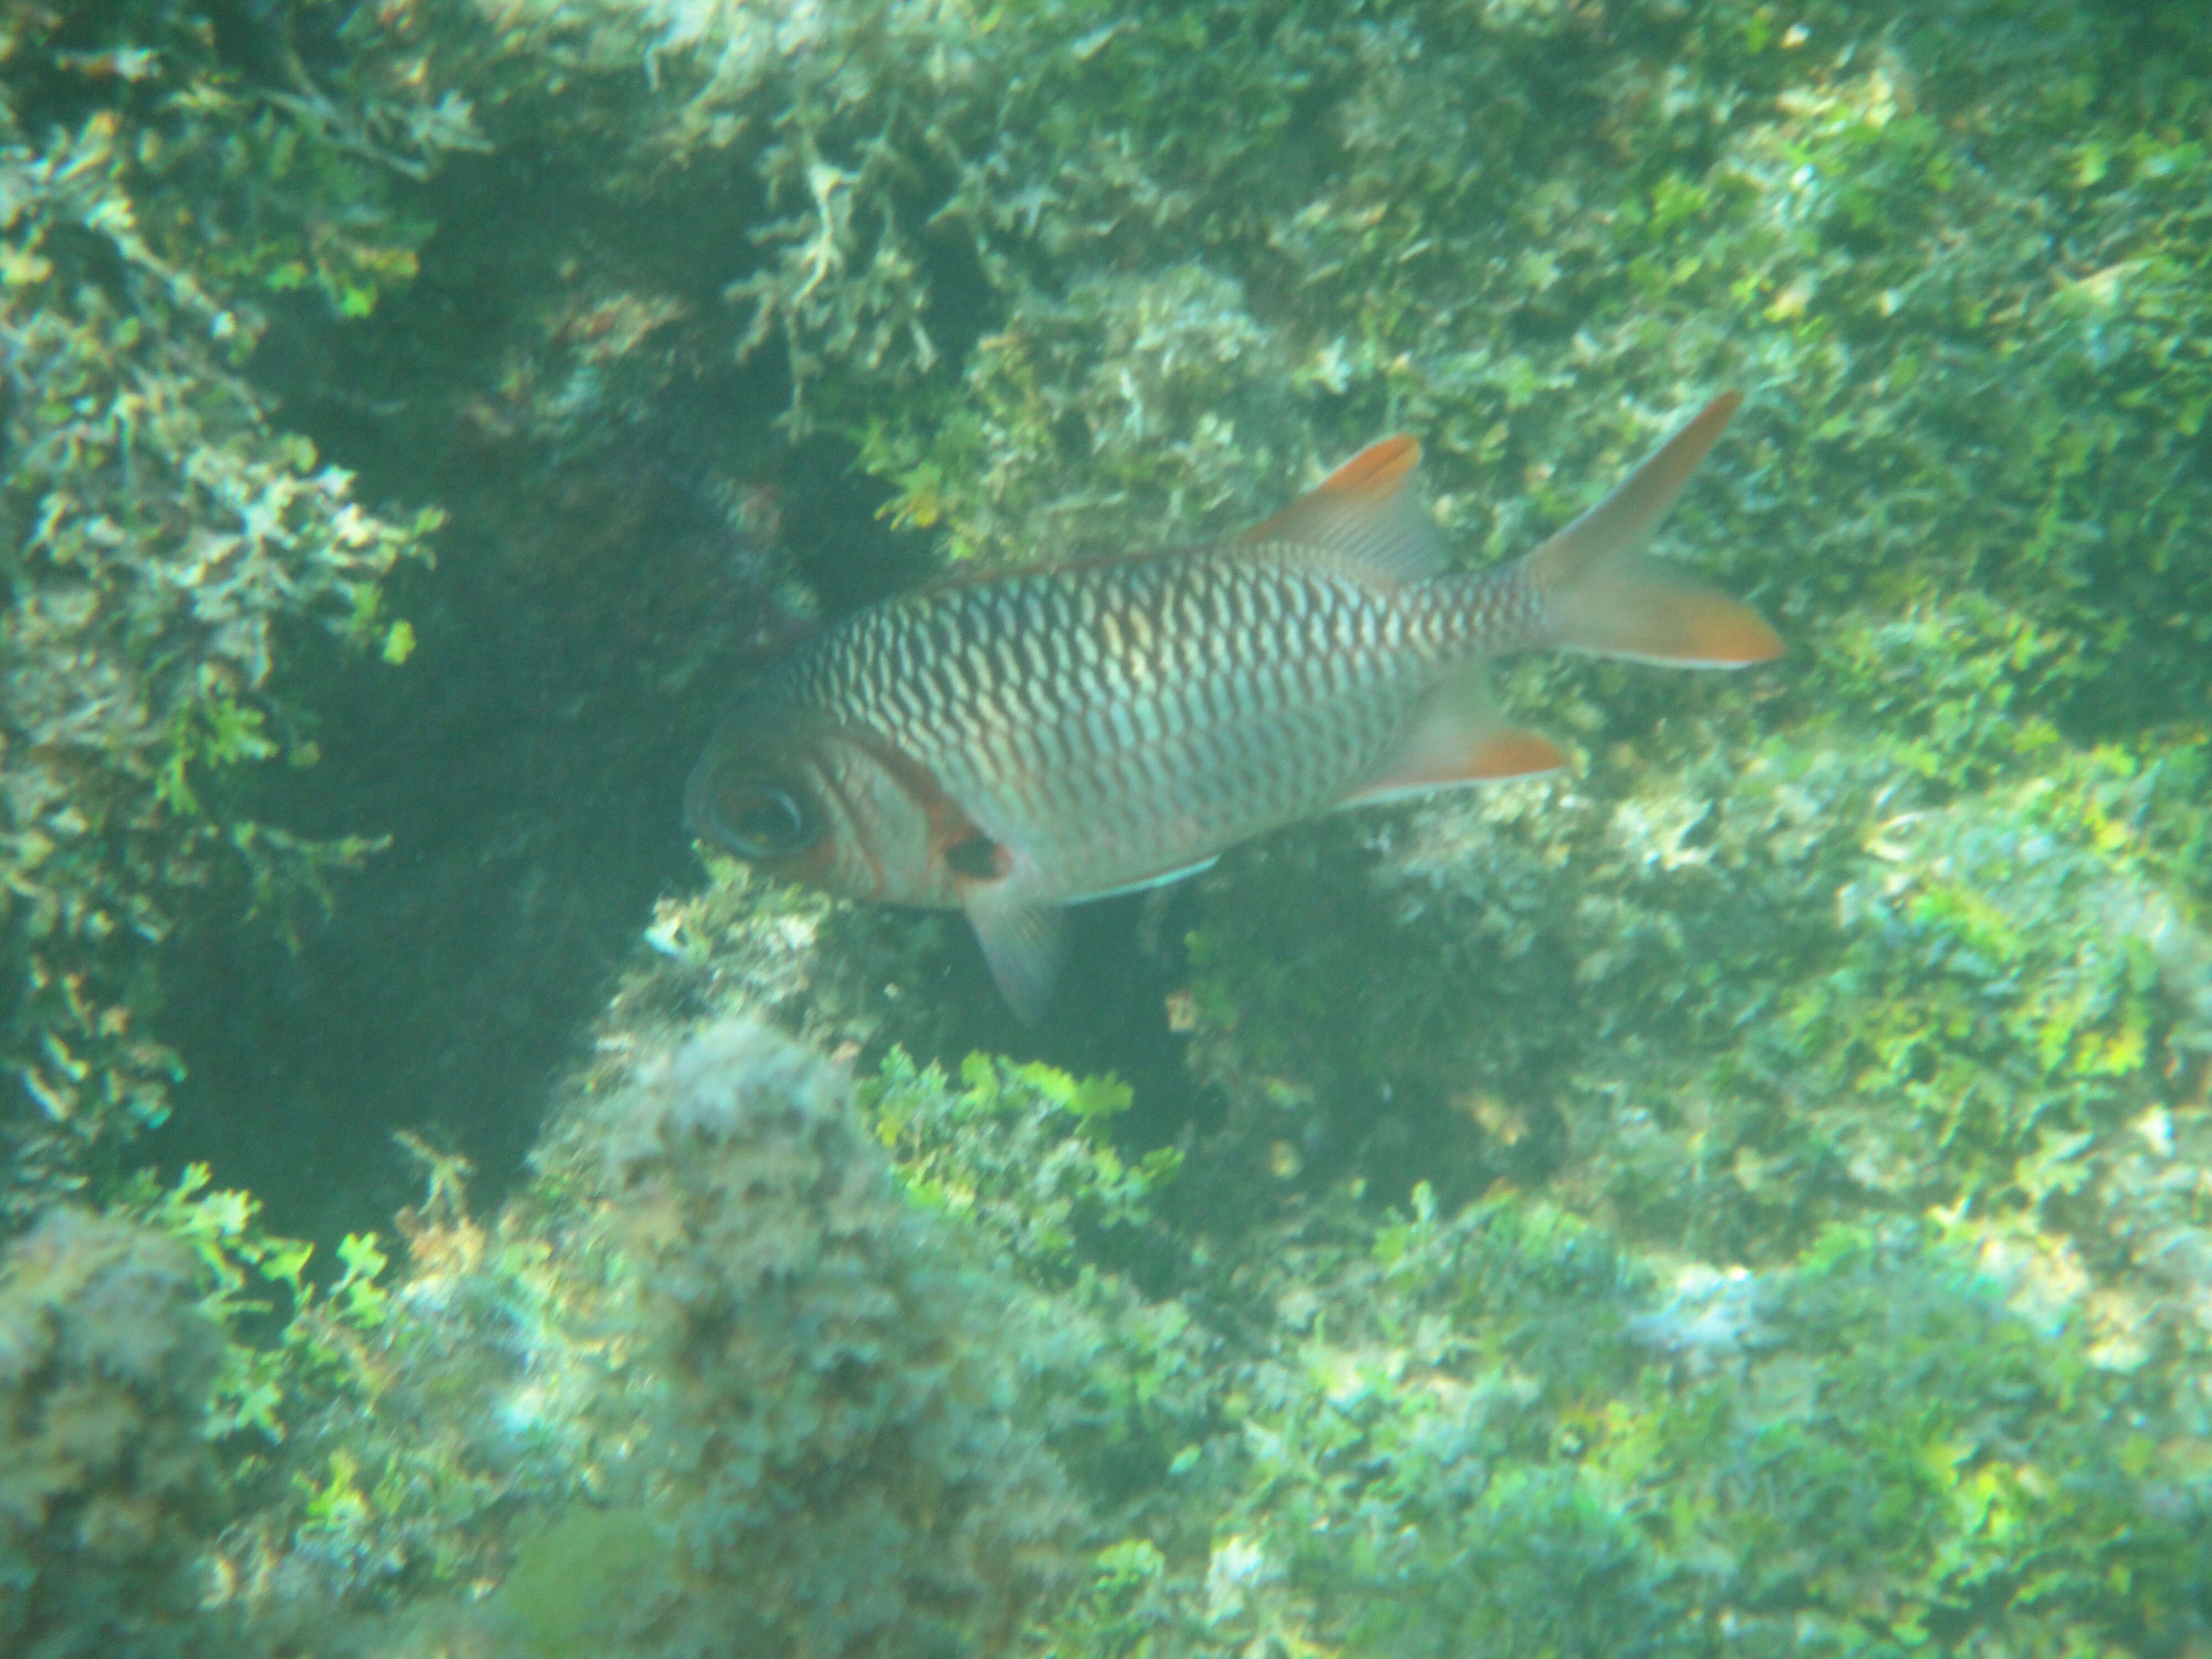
[1524,393,1782,667]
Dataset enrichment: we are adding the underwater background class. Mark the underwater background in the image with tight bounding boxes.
[3,0,2209,1652]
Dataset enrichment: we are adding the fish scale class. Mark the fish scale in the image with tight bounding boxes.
[796,552,1507,896]
[689,394,1781,1020]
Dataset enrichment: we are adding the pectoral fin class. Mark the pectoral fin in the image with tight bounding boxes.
[1342,671,1567,808]
[961,881,1068,1025]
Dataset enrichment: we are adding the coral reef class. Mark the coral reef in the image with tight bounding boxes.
[0,1208,236,1658]
[0,3,457,1199]
[0,1031,1105,1656]
[2,0,2210,1656]
[499,1018,1085,1658]
[1123,1192,2209,1657]
[500,2,2212,1648]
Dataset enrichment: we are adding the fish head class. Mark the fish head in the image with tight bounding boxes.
[685,700,951,906]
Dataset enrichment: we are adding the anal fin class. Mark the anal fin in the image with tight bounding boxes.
[1342,672,1567,808]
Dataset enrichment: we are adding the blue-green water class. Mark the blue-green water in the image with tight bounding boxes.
[2,1,2207,1653]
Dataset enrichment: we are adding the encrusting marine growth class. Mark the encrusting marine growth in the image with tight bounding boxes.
[469,1018,1083,1658]
[0,1209,237,1659]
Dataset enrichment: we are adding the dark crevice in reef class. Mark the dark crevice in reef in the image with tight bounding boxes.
[149,414,935,1243]
[142,131,937,1243]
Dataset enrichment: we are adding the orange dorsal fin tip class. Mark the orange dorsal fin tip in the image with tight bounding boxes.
[1242,436,1423,541]
[1239,435,1444,585]
[1322,434,1423,499]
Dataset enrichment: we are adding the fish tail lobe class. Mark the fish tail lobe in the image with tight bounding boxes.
[1522,392,1782,667]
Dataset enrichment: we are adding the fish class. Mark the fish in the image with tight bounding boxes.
[687,393,1780,1021]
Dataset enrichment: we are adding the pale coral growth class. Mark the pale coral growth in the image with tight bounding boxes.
[0,1208,237,1659]
[466,0,984,411]
[1625,1262,1775,1374]
[497,1018,1083,1656]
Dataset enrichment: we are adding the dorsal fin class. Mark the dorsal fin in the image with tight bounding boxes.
[1237,435,1447,586]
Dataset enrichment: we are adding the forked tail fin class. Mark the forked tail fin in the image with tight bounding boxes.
[1523,392,1782,667]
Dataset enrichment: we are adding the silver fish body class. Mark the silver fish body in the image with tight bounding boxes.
[690,395,1780,1018]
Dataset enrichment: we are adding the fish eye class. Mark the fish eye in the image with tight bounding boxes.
[715,784,817,859]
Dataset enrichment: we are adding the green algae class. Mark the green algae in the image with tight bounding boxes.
[0,5,456,1201]
[488,1505,662,1657]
